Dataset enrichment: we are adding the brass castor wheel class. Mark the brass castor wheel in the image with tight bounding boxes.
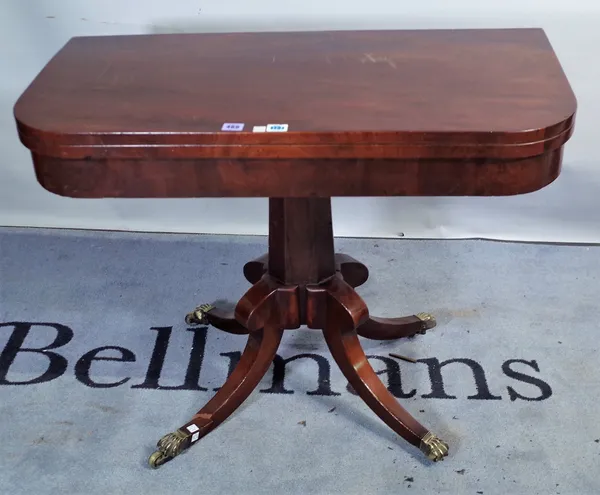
[148,450,170,469]
[185,303,215,325]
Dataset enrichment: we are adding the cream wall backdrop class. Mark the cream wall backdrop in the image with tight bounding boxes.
[0,1,596,241]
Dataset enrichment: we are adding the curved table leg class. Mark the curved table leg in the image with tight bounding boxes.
[185,275,284,337]
[322,276,448,461]
[185,304,249,335]
[357,313,436,340]
[149,323,284,468]
[243,254,268,284]
[335,253,369,288]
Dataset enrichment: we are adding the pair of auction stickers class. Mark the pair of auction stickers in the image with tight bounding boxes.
[221,123,289,132]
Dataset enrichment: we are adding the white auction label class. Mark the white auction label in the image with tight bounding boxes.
[266,124,289,132]
[221,123,244,131]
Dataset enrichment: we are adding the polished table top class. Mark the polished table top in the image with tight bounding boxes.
[14,29,576,198]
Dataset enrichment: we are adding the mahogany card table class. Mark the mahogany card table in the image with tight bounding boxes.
[14,28,576,468]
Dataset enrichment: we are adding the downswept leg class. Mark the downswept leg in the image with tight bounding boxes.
[150,276,285,467]
[319,275,448,461]
[149,323,283,468]
[186,304,249,335]
[356,313,436,340]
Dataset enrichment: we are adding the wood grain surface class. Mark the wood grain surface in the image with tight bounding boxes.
[14,28,576,197]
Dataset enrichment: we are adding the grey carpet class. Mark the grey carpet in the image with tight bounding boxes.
[0,227,598,495]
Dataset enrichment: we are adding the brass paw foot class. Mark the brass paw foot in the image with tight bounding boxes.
[415,312,436,334]
[185,303,215,325]
[148,429,190,469]
[419,431,449,461]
